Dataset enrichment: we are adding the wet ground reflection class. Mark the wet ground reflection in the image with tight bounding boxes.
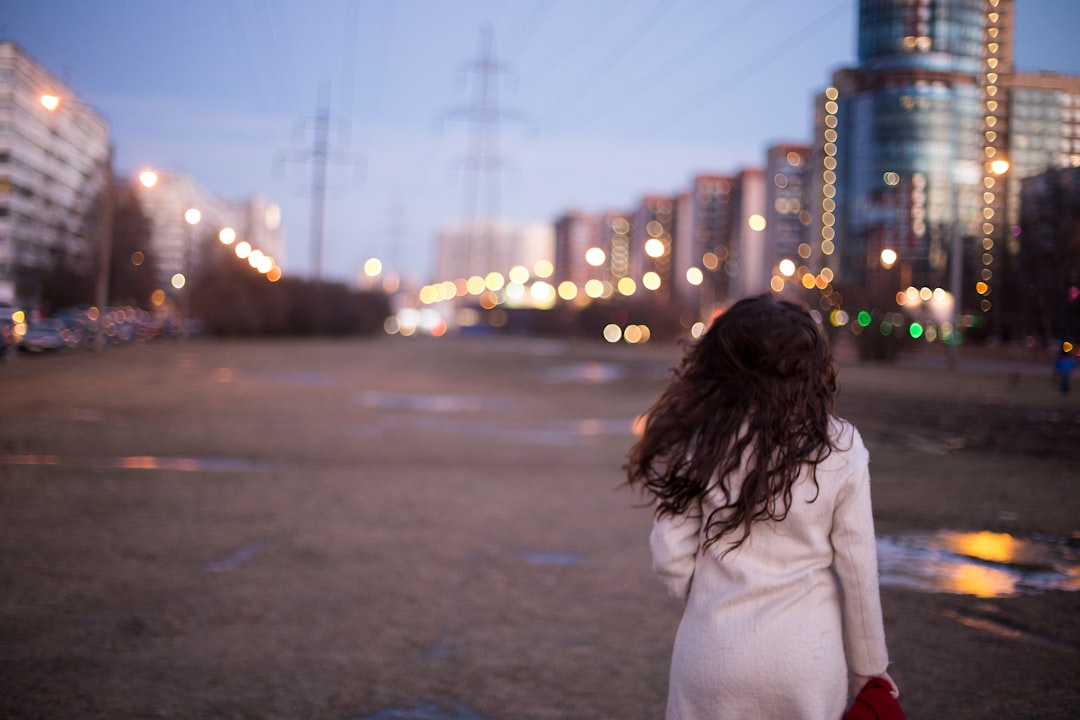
[518,550,587,566]
[0,454,278,472]
[365,415,634,445]
[542,362,625,383]
[878,530,1080,598]
[355,703,494,720]
[354,392,514,413]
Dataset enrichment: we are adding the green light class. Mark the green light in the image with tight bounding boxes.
[857,310,872,327]
[909,322,924,339]
[880,321,892,336]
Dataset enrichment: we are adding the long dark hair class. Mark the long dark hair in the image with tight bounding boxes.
[627,295,839,553]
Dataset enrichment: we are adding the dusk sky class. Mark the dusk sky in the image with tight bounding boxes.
[3,0,1079,285]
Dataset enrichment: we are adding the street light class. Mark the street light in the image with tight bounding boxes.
[39,93,113,352]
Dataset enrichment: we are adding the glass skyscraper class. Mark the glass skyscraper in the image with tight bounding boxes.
[820,0,1080,339]
[830,0,987,301]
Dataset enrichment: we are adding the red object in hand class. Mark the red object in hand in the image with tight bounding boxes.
[844,678,905,720]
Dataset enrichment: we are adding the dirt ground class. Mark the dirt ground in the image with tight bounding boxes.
[0,335,1077,719]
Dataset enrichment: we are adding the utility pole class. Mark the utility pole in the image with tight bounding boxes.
[310,102,329,280]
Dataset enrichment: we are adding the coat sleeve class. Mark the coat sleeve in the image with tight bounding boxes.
[830,430,890,677]
[649,509,702,600]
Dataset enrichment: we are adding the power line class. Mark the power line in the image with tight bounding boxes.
[339,0,360,146]
[505,0,554,63]
[580,0,776,122]
[222,0,271,112]
[539,0,678,132]
[638,0,851,138]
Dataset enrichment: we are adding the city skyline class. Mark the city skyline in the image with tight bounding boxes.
[3,0,1078,285]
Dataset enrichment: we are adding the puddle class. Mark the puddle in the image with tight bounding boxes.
[362,415,635,446]
[354,392,514,413]
[878,530,1080,598]
[519,550,587,566]
[351,703,495,720]
[201,541,266,573]
[542,362,625,384]
[0,454,279,472]
[254,371,334,387]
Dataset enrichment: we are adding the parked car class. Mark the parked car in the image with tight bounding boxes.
[20,319,66,352]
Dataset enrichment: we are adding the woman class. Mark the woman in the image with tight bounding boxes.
[627,295,898,719]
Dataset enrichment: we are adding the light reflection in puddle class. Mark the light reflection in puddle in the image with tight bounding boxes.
[519,550,587,566]
[354,392,514,413]
[366,415,635,445]
[201,541,266,573]
[878,530,1080,598]
[0,454,278,472]
[356,703,494,720]
[542,362,625,384]
[255,371,334,387]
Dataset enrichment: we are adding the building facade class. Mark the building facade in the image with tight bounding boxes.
[729,168,768,299]
[137,171,288,290]
[630,195,678,300]
[1017,166,1080,345]
[0,41,110,308]
[678,174,737,311]
[553,210,599,288]
[434,218,554,284]
[763,144,810,276]
[822,0,1080,338]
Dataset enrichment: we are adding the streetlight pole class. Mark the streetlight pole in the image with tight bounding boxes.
[181,208,201,340]
[93,144,115,352]
[39,94,114,352]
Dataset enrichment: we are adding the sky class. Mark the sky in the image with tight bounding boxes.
[3,0,1079,286]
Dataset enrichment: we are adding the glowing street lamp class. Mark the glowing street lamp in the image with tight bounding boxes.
[40,92,113,351]
[880,248,898,269]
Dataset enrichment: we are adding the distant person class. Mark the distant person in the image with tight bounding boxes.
[627,295,899,719]
[1054,347,1076,395]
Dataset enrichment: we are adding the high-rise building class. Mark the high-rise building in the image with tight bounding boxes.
[133,171,244,289]
[730,168,768,299]
[631,195,677,300]
[676,174,737,310]
[828,0,987,298]
[601,210,632,287]
[553,210,599,288]
[985,70,1080,332]
[434,219,553,284]
[1017,166,1080,344]
[763,144,810,277]
[0,42,110,308]
[822,0,1080,338]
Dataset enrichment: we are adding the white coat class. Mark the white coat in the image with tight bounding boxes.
[650,419,889,720]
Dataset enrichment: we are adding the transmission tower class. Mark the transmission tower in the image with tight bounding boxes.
[279,85,363,280]
[443,25,527,235]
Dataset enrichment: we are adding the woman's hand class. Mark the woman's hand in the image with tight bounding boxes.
[854,671,899,699]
